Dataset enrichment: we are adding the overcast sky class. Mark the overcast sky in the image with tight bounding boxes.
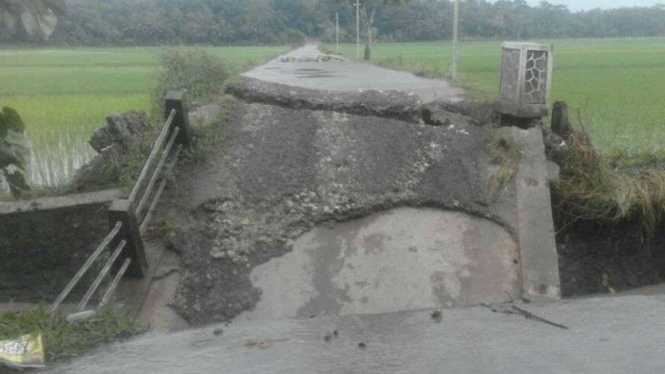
[523,0,663,11]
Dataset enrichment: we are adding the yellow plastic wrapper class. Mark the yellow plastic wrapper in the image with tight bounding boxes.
[0,333,46,369]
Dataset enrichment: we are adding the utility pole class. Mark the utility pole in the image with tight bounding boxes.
[451,0,459,81]
[336,12,340,54]
[354,0,361,59]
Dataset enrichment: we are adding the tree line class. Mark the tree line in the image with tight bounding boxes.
[1,0,664,46]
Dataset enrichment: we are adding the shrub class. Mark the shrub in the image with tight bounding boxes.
[0,106,31,198]
[555,126,665,238]
[152,47,230,114]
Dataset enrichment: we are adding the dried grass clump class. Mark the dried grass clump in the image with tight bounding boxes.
[487,132,521,202]
[556,129,665,238]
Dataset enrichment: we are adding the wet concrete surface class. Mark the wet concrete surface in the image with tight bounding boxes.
[168,99,501,324]
[43,293,665,374]
[240,208,520,320]
[243,44,464,103]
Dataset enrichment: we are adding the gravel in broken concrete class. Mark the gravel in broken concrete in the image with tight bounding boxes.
[224,76,424,123]
[166,86,501,324]
[225,76,498,127]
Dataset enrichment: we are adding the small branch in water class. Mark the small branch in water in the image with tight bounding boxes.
[511,305,570,330]
[483,294,570,331]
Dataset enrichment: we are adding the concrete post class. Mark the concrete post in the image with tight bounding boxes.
[551,101,572,136]
[165,90,192,147]
[498,42,553,120]
[515,128,561,301]
[109,199,148,278]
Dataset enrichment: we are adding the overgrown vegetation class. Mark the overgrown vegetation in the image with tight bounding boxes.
[486,129,521,202]
[0,46,287,190]
[331,39,665,154]
[0,307,145,363]
[183,94,238,164]
[553,121,665,239]
[137,93,238,243]
[0,106,30,198]
[152,48,230,115]
[72,50,238,194]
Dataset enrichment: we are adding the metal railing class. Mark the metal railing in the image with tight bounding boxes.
[50,91,191,316]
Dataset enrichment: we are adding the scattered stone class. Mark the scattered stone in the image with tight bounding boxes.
[210,246,226,259]
[245,339,273,349]
[89,110,151,154]
[358,342,367,349]
[213,328,224,336]
[171,76,500,325]
[324,332,333,342]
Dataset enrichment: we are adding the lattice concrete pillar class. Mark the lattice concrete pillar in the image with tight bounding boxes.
[498,42,553,119]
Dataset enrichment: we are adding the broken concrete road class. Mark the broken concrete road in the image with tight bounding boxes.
[168,97,516,324]
[152,45,559,325]
[243,44,464,103]
[43,294,665,374]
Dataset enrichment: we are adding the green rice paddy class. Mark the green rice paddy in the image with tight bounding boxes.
[331,38,665,155]
[1,39,664,188]
[0,46,289,187]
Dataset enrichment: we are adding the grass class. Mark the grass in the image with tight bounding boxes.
[0,306,145,363]
[327,38,665,235]
[4,39,663,189]
[0,45,290,189]
[553,126,665,238]
[328,38,665,155]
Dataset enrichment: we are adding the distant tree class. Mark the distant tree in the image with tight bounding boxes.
[0,0,65,41]
[3,0,665,47]
[340,0,411,60]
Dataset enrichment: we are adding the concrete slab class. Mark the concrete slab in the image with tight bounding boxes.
[240,207,520,320]
[137,249,189,332]
[169,99,499,324]
[243,44,464,103]
[43,294,665,374]
[0,188,122,215]
[515,128,561,300]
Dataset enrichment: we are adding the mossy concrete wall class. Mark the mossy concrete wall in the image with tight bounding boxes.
[0,189,122,303]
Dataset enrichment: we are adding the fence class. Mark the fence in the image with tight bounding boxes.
[50,91,191,316]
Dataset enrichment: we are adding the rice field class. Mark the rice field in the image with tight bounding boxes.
[331,38,665,155]
[0,46,289,188]
[1,38,664,190]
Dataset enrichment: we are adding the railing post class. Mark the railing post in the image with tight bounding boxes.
[165,90,192,146]
[109,199,148,278]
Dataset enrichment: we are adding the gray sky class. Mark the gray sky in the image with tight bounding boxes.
[524,0,663,11]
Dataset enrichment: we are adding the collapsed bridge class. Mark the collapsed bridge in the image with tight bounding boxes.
[163,45,561,324]
[37,44,665,374]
